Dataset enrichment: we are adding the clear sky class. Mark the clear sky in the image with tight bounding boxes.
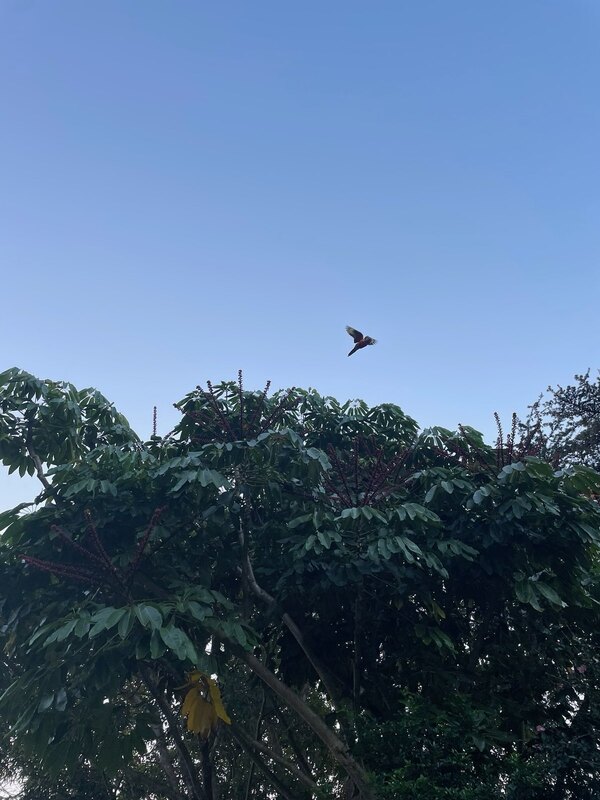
[1,1,599,506]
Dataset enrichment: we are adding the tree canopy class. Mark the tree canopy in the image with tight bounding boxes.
[522,369,600,472]
[1,368,599,799]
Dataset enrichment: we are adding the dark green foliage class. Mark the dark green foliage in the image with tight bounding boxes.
[1,368,599,799]
[522,369,600,471]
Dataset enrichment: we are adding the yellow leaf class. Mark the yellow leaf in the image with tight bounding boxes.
[188,696,216,737]
[181,687,198,718]
[200,698,218,738]
[179,671,231,736]
[206,677,231,725]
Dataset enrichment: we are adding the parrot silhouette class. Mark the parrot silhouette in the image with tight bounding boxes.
[346,326,377,357]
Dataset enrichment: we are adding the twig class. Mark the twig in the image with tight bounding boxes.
[25,426,55,497]
[243,690,266,800]
[204,382,237,440]
[83,510,127,592]
[128,507,165,578]
[247,380,272,433]
[231,722,318,792]
[327,445,354,507]
[51,525,108,568]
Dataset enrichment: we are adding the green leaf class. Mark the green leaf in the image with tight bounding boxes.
[231,622,249,648]
[118,609,135,639]
[287,513,312,529]
[134,604,163,630]
[40,619,77,646]
[398,503,440,524]
[171,470,198,493]
[473,489,486,505]
[89,607,126,638]
[53,687,67,712]
[515,580,533,605]
[305,446,329,464]
[576,522,600,542]
[43,628,62,647]
[74,616,91,638]
[159,624,193,660]
[402,537,423,556]
[424,485,437,503]
[515,580,543,611]
[501,462,526,475]
[198,468,229,488]
[317,531,333,549]
[430,629,455,652]
[536,582,567,608]
[150,629,167,659]
[135,639,148,660]
[377,539,392,560]
[55,619,78,642]
[38,692,54,712]
[529,587,544,611]
[394,537,415,563]
[187,601,211,622]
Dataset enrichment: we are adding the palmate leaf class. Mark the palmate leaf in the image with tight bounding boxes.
[4,371,600,797]
[182,691,217,738]
[179,670,231,737]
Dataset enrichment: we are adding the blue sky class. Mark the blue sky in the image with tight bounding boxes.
[1,1,599,505]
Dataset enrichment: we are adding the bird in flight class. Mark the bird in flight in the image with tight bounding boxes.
[346,326,377,357]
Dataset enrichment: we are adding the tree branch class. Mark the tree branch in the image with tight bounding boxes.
[231,722,318,792]
[230,727,303,800]
[150,722,187,800]
[285,722,315,781]
[243,689,266,800]
[238,518,345,708]
[200,737,216,800]
[352,584,364,714]
[139,665,206,800]
[238,649,374,800]
[25,426,55,497]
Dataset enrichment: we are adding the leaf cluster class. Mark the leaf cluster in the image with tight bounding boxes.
[0,371,599,799]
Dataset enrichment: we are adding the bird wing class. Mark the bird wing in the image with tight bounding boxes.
[346,326,364,343]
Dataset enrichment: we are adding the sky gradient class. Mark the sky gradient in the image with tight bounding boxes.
[1,1,599,505]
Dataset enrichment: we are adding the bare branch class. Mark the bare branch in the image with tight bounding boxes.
[229,726,303,800]
[231,722,318,792]
[25,426,54,497]
[238,648,374,800]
